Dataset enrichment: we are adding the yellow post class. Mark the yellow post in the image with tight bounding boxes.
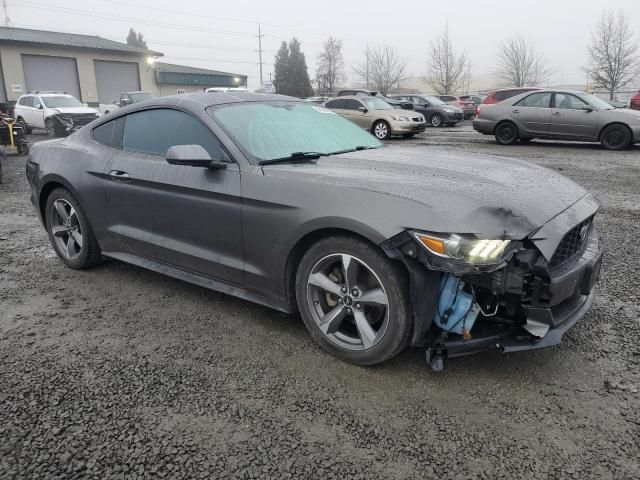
[2,118,16,149]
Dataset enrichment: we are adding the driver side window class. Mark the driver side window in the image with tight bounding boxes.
[32,97,42,109]
[554,93,588,110]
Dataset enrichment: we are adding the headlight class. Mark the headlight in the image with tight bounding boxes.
[390,114,411,121]
[443,108,453,113]
[412,232,512,265]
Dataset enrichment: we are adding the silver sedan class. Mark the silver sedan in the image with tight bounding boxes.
[473,90,640,150]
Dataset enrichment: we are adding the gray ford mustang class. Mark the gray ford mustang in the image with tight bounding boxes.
[26,92,604,370]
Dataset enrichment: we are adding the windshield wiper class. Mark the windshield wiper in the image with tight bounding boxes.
[326,145,378,156]
[259,151,325,165]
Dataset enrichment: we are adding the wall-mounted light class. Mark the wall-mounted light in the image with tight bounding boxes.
[146,57,156,65]
[234,77,240,83]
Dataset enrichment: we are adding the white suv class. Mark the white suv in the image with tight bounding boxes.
[14,92,100,137]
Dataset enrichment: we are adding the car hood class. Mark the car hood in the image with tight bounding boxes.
[601,108,640,121]
[262,145,594,239]
[49,107,98,115]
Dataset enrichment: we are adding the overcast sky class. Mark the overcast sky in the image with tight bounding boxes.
[8,0,640,91]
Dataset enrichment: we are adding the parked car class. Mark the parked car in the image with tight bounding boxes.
[388,94,464,127]
[25,92,604,370]
[437,95,476,119]
[630,91,640,111]
[459,95,483,106]
[336,89,413,110]
[325,96,425,139]
[99,91,158,116]
[473,89,640,150]
[305,96,330,104]
[482,87,541,105]
[14,92,100,137]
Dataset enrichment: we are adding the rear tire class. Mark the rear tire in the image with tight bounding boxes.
[17,117,32,135]
[295,236,411,366]
[45,188,103,270]
[600,124,632,150]
[494,121,519,145]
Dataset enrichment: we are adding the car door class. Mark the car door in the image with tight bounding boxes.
[511,92,552,137]
[17,96,35,126]
[30,96,46,128]
[97,108,244,284]
[549,93,599,139]
[409,96,432,117]
[342,99,370,129]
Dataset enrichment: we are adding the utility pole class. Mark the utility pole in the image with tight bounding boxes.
[257,24,264,89]
[366,43,369,89]
[3,0,13,27]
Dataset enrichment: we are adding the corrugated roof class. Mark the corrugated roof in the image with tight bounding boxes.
[154,62,246,78]
[0,27,162,56]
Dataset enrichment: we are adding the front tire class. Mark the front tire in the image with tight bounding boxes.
[372,120,391,140]
[600,124,632,150]
[45,118,56,137]
[45,188,103,269]
[430,113,443,127]
[17,117,32,135]
[295,236,411,366]
[494,121,519,145]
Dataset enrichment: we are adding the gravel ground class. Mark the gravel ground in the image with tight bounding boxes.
[1,126,639,479]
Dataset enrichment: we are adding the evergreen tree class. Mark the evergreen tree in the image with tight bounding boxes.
[273,41,290,94]
[273,38,314,98]
[126,28,148,49]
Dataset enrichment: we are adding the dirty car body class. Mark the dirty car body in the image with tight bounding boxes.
[26,92,603,369]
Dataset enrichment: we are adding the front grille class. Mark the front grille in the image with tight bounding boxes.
[411,117,423,122]
[548,218,592,269]
[67,113,98,126]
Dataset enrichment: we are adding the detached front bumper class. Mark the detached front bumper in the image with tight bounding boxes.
[429,227,604,360]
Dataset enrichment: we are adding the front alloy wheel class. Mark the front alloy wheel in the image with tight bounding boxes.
[372,121,391,140]
[296,236,411,365]
[307,253,390,351]
[495,122,518,145]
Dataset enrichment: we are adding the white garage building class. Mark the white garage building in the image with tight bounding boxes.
[0,26,248,109]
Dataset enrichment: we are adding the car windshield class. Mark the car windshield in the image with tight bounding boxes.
[129,92,157,102]
[41,96,84,108]
[361,97,394,110]
[423,96,446,106]
[580,93,615,110]
[210,102,382,163]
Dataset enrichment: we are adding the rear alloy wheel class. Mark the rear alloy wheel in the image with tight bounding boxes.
[17,118,31,135]
[600,124,632,150]
[296,236,411,365]
[45,188,102,269]
[430,113,443,127]
[494,122,519,145]
[372,120,391,140]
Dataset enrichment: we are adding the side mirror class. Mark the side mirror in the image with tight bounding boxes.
[37,104,43,110]
[166,144,227,169]
[582,105,594,112]
[358,106,368,113]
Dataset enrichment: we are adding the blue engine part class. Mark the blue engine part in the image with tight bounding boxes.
[433,274,480,335]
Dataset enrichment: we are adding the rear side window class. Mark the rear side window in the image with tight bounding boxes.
[122,108,224,159]
[326,99,347,109]
[515,92,552,108]
[18,96,31,106]
[93,117,125,149]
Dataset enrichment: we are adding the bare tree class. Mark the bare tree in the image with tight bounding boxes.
[353,44,407,95]
[426,26,469,95]
[494,35,553,87]
[316,37,345,94]
[585,10,639,100]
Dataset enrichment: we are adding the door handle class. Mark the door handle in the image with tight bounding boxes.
[109,170,130,182]
[512,109,520,114]
[552,112,561,116]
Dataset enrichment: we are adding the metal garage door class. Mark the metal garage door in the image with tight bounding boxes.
[94,60,141,104]
[22,54,81,99]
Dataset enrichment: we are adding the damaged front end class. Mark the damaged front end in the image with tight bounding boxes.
[47,112,99,136]
[383,199,604,371]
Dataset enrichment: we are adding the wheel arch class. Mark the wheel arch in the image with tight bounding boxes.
[493,118,518,135]
[598,121,633,140]
[38,176,81,222]
[283,224,400,312]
